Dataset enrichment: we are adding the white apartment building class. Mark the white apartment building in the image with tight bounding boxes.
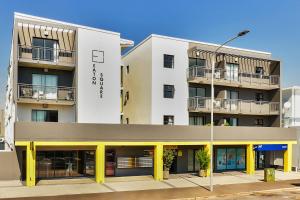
[122,34,281,127]
[4,12,133,150]
[283,86,300,127]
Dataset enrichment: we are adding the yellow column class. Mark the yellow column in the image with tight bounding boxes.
[95,144,105,183]
[204,144,211,176]
[154,143,163,181]
[284,143,292,172]
[26,142,36,187]
[246,144,255,175]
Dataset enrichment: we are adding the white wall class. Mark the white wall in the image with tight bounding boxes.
[283,87,300,127]
[122,39,152,124]
[17,104,75,122]
[151,36,189,125]
[77,28,121,124]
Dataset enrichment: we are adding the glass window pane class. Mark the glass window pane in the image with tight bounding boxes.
[236,148,246,169]
[164,54,174,68]
[226,148,236,169]
[189,58,196,67]
[216,148,227,170]
[187,150,194,171]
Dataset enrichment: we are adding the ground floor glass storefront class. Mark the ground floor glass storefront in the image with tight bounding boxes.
[215,146,246,171]
[36,150,95,179]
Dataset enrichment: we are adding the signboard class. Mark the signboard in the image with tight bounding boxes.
[253,144,287,151]
[77,28,121,123]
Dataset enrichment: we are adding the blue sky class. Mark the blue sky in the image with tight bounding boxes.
[0,0,300,108]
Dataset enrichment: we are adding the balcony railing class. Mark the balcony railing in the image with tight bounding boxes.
[17,84,75,103]
[282,117,300,127]
[18,45,76,66]
[188,96,280,115]
[187,66,280,88]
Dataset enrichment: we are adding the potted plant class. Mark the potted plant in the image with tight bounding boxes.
[163,149,175,179]
[195,148,210,177]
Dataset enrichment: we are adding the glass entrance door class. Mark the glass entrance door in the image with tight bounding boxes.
[36,150,95,179]
[255,151,265,169]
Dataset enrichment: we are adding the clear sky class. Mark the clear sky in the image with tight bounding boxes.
[0,0,300,108]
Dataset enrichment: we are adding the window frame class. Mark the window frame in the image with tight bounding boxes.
[163,115,174,125]
[163,54,174,69]
[163,84,175,98]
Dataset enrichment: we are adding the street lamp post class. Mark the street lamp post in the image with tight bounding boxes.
[209,30,250,192]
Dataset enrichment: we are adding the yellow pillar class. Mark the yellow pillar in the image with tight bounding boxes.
[204,144,211,176]
[246,144,255,175]
[284,143,292,172]
[154,144,163,181]
[95,144,105,183]
[26,142,36,187]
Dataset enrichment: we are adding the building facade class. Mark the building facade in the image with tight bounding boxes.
[1,13,297,186]
[4,12,133,150]
[283,86,300,127]
[282,86,300,169]
[122,34,281,127]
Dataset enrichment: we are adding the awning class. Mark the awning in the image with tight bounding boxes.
[17,22,76,51]
[253,144,287,151]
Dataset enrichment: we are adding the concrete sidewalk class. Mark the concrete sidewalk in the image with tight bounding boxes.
[1,170,300,199]
[2,179,300,200]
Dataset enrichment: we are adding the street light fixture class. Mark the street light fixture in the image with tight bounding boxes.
[209,30,250,192]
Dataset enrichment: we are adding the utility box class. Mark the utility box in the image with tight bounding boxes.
[264,168,275,182]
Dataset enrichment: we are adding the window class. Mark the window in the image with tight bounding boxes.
[189,87,205,97]
[255,93,264,102]
[224,118,238,126]
[32,38,58,61]
[163,54,174,68]
[32,74,58,100]
[163,85,175,98]
[126,65,130,74]
[32,110,58,122]
[163,115,174,125]
[189,116,204,126]
[189,58,206,67]
[126,118,129,124]
[255,119,264,126]
[255,67,264,75]
[121,66,124,87]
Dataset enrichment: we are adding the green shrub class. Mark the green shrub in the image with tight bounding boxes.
[163,149,175,170]
[195,148,210,170]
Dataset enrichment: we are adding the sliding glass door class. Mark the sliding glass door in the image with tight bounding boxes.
[32,38,58,61]
[32,74,58,100]
[225,63,239,81]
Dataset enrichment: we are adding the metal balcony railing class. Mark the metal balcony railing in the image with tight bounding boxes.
[188,96,280,115]
[282,117,300,127]
[187,66,280,87]
[18,84,75,102]
[18,45,76,66]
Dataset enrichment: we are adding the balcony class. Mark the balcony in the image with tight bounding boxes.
[18,45,76,70]
[187,67,280,90]
[17,84,75,105]
[188,97,280,116]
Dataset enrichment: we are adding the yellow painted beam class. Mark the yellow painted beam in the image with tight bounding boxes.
[154,144,163,181]
[246,144,255,175]
[26,142,36,187]
[18,140,297,147]
[284,143,293,172]
[15,141,30,146]
[95,144,105,183]
[204,144,211,176]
